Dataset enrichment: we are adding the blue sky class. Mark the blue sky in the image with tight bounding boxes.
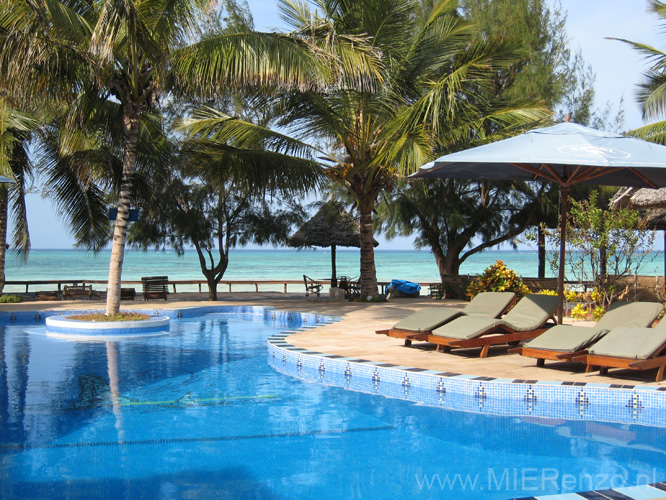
[19,0,663,250]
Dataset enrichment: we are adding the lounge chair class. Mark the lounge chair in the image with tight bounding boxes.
[414,294,559,358]
[303,275,324,297]
[375,292,517,346]
[572,318,666,381]
[510,301,664,367]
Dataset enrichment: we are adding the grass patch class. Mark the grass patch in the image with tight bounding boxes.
[68,312,151,322]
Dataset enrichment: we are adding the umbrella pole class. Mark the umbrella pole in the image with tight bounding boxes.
[331,245,337,288]
[557,184,569,325]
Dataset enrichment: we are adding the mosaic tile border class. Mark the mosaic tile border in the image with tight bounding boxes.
[511,482,666,500]
[265,311,666,500]
[267,323,666,426]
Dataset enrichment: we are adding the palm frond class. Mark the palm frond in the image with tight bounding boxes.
[177,107,331,160]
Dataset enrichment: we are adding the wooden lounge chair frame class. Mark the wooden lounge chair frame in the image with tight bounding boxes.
[508,346,586,366]
[573,347,666,382]
[376,327,433,346]
[63,284,101,300]
[303,275,324,297]
[409,319,555,358]
[142,276,168,300]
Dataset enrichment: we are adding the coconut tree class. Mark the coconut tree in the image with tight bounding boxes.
[181,0,550,297]
[611,0,666,142]
[0,100,35,291]
[0,0,379,314]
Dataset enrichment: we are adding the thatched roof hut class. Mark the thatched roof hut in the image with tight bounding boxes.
[611,187,666,272]
[288,201,378,286]
[612,187,666,210]
[610,187,666,229]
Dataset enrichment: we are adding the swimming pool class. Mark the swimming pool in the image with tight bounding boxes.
[1,306,665,499]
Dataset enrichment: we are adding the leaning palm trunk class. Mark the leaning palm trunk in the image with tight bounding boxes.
[106,112,140,316]
[0,186,7,293]
[358,195,378,297]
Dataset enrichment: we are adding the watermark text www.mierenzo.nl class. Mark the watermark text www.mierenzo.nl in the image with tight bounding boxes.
[415,468,662,492]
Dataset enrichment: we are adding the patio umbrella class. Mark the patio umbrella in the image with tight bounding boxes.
[413,122,666,323]
[288,201,378,287]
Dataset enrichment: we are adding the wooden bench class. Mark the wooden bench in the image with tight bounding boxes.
[63,284,101,300]
[142,276,168,300]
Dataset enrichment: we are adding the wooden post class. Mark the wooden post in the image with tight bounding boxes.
[557,182,569,325]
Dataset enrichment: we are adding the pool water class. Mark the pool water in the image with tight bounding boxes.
[1,309,665,499]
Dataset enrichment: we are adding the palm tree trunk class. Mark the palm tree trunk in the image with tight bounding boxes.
[331,245,337,287]
[358,195,378,297]
[538,225,546,279]
[106,110,140,316]
[0,186,7,293]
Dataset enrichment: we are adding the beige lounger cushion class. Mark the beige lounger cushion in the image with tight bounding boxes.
[460,292,516,316]
[522,325,605,352]
[432,294,557,340]
[588,326,666,360]
[596,301,664,329]
[499,294,558,331]
[392,291,516,332]
[521,301,664,353]
[431,315,503,340]
[393,308,462,332]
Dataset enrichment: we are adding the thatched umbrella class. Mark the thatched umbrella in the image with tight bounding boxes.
[611,187,666,272]
[288,201,379,287]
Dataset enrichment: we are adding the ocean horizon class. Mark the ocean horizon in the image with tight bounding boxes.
[4,248,664,294]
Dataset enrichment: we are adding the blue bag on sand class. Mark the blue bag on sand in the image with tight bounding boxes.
[385,279,421,296]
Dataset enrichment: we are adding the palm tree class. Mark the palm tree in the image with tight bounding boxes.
[271,0,549,296]
[611,0,666,142]
[177,0,549,297]
[0,0,377,314]
[0,99,35,291]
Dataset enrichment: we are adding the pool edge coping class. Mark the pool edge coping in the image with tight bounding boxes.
[264,307,666,500]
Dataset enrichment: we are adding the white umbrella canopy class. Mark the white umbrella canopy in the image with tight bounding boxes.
[413,122,666,323]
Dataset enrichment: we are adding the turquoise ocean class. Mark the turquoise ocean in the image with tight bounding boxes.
[4,248,664,293]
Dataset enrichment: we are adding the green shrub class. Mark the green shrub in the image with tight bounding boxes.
[570,303,588,320]
[0,294,21,303]
[592,307,605,322]
[466,260,530,299]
